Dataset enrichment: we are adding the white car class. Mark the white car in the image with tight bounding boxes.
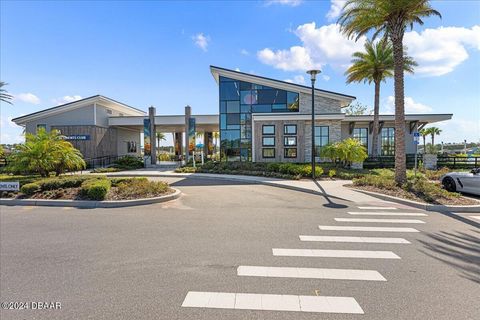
[441,168,480,195]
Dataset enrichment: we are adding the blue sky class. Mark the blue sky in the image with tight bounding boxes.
[1,0,479,144]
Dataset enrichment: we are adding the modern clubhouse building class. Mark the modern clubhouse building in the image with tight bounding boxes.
[13,66,452,164]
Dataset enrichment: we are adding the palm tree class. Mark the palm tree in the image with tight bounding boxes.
[338,0,441,184]
[428,127,441,146]
[345,39,416,158]
[0,81,13,105]
[156,132,166,152]
[419,128,428,153]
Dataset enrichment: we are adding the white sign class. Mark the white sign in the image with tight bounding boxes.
[0,181,20,191]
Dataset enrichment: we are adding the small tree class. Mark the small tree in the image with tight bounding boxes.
[8,128,85,177]
[337,138,368,167]
[320,143,339,165]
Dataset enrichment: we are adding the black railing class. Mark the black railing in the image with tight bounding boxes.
[83,155,123,169]
[437,156,479,169]
[363,154,421,169]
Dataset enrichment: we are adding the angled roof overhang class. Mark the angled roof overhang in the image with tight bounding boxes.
[210,65,356,107]
[343,114,453,124]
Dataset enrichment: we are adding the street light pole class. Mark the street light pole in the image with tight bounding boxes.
[307,69,321,180]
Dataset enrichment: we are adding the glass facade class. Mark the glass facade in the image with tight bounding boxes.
[314,126,329,156]
[219,76,299,161]
[353,128,368,149]
[381,127,395,155]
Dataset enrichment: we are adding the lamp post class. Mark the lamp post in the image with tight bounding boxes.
[307,69,321,180]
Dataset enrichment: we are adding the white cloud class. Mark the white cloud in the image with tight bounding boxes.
[240,49,249,56]
[384,96,433,114]
[192,33,210,52]
[52,95,82,106]
[235,67,241,72]
[257,23,365,72]
[326,0,346,21]
[437,118,480,144]
[322,74,331,81]
[404,25,480,76]
[284,75,305,85]
[265,0,303,7]
[14,93,40,105]
[0,132,23,144]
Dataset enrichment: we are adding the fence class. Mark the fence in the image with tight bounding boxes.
[363,155,479,169]
[437,156,479,169]
[83,155,123,169]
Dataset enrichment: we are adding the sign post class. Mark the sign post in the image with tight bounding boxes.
[413,131,420,177]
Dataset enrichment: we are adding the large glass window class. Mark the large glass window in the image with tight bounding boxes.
[262,125,275,135]
[381,128,395,156]
[287,92,299,111]
[220,81,240,100]
[315,126,329,156]
[353,128,368,149]
[284,136,297,146]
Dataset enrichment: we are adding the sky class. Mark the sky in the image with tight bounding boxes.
[1,0,479,145]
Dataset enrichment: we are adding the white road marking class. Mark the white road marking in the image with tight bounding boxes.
[349,211,427,216]
[237,266,386,281]
[182,291,364,314]
[357,206,397,210]
[299,235,410,244]
[319,225,419,232]
[335,218,425,224]
[272,248,400,259]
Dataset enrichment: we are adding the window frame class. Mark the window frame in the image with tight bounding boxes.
[314,126,329,156]
[262,136,275,147]
[381,127,395,156]
[262,125,275,135]
[284,148,297,158]
[284,136,297,147]
[352,127,368,150]
[262,148,275,159]
[284,124,297,135]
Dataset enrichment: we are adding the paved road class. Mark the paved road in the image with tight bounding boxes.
[1,177,479,319]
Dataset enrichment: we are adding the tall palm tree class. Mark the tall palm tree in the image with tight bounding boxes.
[338,0,441,184]
[156,132,166,152]
[419,128,428,153]
[0,81,13,105]
[345,39,416,158]
[428,127,441,146]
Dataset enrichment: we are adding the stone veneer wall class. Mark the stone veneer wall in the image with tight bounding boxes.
[299,92,342,114]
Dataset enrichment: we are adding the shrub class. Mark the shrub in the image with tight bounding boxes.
[91,167,121,173]
[113,179,169,199]
[353,174,397,190]
[424,167,450,181]
[81,179,111,200]
[113,156,144,169]
[328,169,336,178]
[37,175,92,190]
[175,166,198,173]
[20,183,41,196]
[157,153,171,161]
[404,178,459,202]
[110,177,147,187]
[320,139,368,167]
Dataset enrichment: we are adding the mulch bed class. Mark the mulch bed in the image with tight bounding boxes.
[348,184,479,206]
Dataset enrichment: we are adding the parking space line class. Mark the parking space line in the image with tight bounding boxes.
[299,235,410,244]
[335,218,425,224]
[272,248,400,259]
[357,207,397,210]
[181,291,364,314]
[319,225,420,232]
[348,211,427,216]
[237,265,386,281]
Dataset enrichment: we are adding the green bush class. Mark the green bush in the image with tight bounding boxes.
[320,138,368,167]
[424,167,450,181]
[37,175,92,190]
[81,179,111,200]
[110,177,147,187]
[113,156,144,170]
[91,167,121,173]
[328,169,336,178]
[353,174,397,190]
[404,178,459,202]
[20,183,41,196]
[113,179,169,199]
[157,153,172,161]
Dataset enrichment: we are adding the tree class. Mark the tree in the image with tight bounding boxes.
[8,128,85,177]
[428,127,441,146]
[0,82,13,105]
[156,132,166,151]
[345,39,416,158]
[419,128,428,153]
[320,138,368,168]
[344,102,371,115]
[338,0,441,184]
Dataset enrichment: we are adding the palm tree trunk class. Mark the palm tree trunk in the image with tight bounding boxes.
[392,35,407,184]
[423,136,426,153]
[371,80,381,158]
[431,134,434,146]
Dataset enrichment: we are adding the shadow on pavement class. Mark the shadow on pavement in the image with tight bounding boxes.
[419,229,480,284]
[313,180,348,209]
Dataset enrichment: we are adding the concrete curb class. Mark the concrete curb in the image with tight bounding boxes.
[350,187,480,213]
[0,188,181,208]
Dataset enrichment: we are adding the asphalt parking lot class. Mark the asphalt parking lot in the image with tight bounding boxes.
[1,177,479,319]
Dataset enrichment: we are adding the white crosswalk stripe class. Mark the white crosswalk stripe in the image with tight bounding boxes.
[319,225,420,232]
[349,211,427,216]
[272,248,400,259]
[181,291,364,314]
[335,218,425,224]
[299,235,411,244]
[237,265,386,281]
[357,206,397,210]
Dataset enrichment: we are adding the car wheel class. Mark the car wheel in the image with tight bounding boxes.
[442,177,456,192]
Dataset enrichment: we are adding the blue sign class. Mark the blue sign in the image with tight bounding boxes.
[196,143,204,149]
[64,135,90,141]
[414,141,419,145]
[413,132,420,137]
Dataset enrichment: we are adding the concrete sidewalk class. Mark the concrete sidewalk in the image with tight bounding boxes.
[102,169,398,206]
